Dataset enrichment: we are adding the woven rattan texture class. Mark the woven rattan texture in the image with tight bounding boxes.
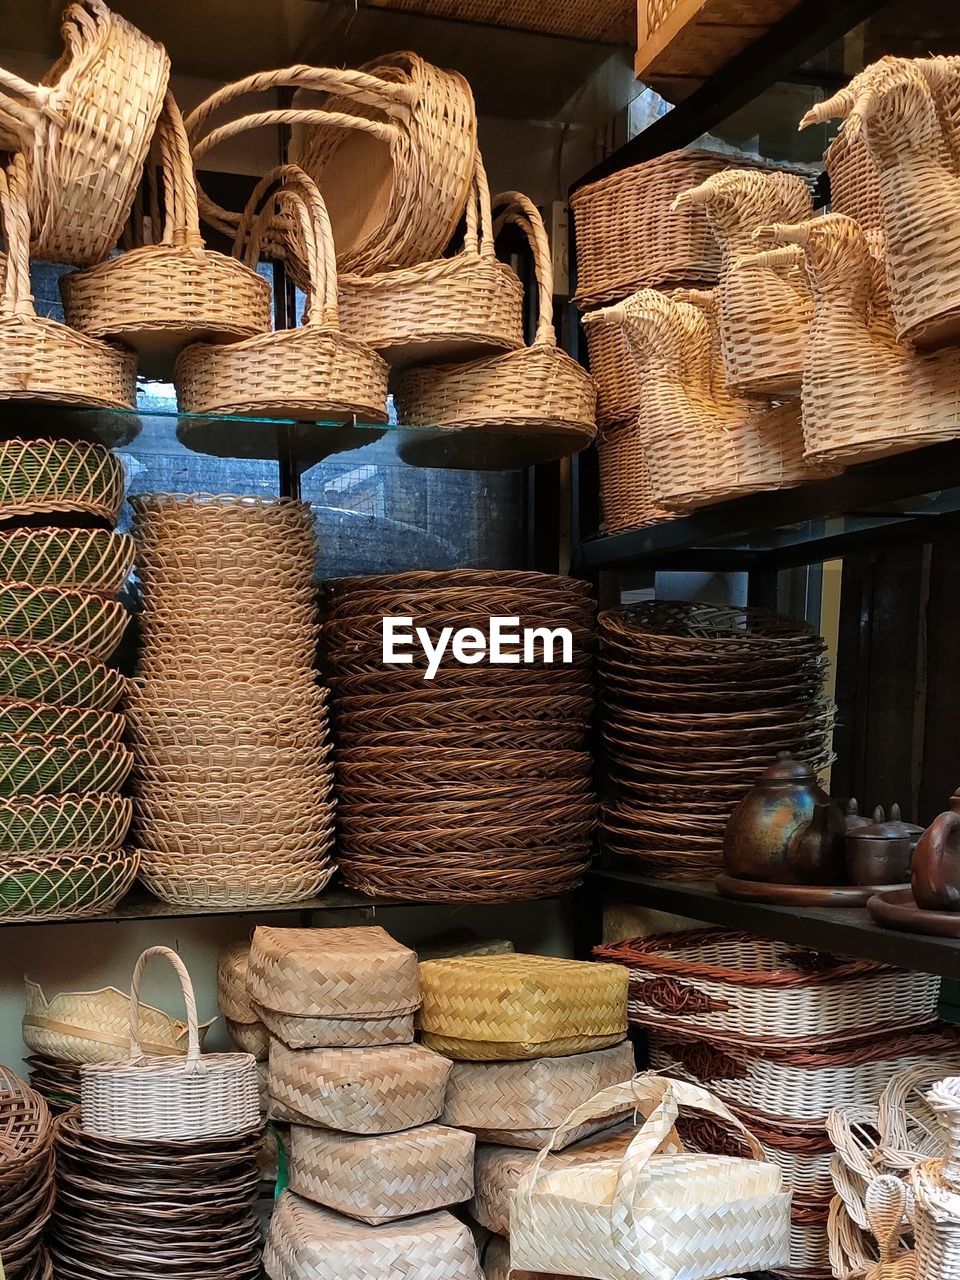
[0,440,125,524]
[0,1066,55,1280]
[0,847,136,921]
[583,307,644,430]
[0,530,134,595]
[596,420,672,535]
[0,586,127,661]
[825,128,885,230]
[259,1007,414,1051]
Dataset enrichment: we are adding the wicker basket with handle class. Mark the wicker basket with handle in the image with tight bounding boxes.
[80,945,260,1141]
[0,0,169,266]
[394,191,595,452]
[61,90,271,379]
[510,1073,791,1279]
[0,155,137,410]
[176,164,388,422]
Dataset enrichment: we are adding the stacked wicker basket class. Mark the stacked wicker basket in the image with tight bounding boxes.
[597,928,960,1279]
[322,569,598,903]
[0,1065,56,1280]
[0,438,136,921]
[125,494,335,908]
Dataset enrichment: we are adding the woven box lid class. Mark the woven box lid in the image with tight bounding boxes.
[265,1192,484,1280]
[218,942,256,1024]
[289,1122,475,1224]
[444,1042,636,1141]
[418,955,628,1060]
[248,925,420,1017]
[269,1040,451,1134]
[256,1005,415,1050]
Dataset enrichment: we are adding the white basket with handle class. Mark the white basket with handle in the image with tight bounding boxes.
[80,945,260,1141]
[511,1073,791,1280]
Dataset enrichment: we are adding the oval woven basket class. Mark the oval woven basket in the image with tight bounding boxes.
[0,643,127,710]
[138,846,335,908]
[337,150,523,368]
[0,0,169,266]
[0,439,126,525]
[0,529,134,595]
[0,733,132,798]
[326,567,594,602]
[176,164,388,422]
[132,491,316,540]
[0,584,127,661]
[0,154,137,409]
[61,90,271,379]
[80,946,260,1141]
[186,55,477,274]
[0,846,137,921]
[0,791,131,856]
[394,191,596,453]
[0,701,123,742]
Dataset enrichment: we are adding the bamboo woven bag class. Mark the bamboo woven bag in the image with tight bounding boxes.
[186,57,477,274]
[0,0,169,266]
[0,155,136,410]
[80,946,260,1141]
[60,91,271,378]
[175,164,389,423]
[418,954,627,1061]
[265,1193,484,1280]
[510,1075,792,1280]
[288,1122,475,1224]
[394,192,596,452]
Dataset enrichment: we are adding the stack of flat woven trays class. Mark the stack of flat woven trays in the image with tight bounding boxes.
[598,600,836,881]
[126,494,335,908]
[323,569,597,902]
[0,1065,56,1280]
[0,438,135,921]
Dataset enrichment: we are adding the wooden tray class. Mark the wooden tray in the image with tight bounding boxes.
[868,886,960,937]
[716,873,909,908]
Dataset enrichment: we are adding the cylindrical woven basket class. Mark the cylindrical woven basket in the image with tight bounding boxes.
[0,154,137,409]
[288,1122,475,1224]
[80,946,260,1141]
[394,191,596,452]
[61,90,271,378]
[0,0,169,265]
[0,847,137,921]
[176,163,388,422]
[0,440,126,525]
[0,529,134,595]
[186,55,477,275]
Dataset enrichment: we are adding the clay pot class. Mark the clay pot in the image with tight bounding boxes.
[912,789,960,910]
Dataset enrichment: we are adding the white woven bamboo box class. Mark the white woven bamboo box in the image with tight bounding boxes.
[288,1122,475,1224]
[268,1040,451,1133]
[265,1192,484,1280]
[444,1042,635,1148]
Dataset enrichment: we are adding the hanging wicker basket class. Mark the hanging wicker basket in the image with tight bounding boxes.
[60,91,272,379]
[81,945,261,1141]
[394,191,596,455]
[0,440,125,525]
[0,0,169,266]
[185,55,477,274]
[175,164,389,422]
[0,155,137,409]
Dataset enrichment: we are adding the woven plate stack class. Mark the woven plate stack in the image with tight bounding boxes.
[126,494,335,908]
[323,569,597,903]
[598,600,836,881]
[0,1065,56,1280]
[0,438,136,922]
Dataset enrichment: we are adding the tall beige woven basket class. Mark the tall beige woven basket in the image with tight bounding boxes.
[394,191,596,452]
[80,946,260,1141]
[61,91,271,378]
[511,1074,792,1280]
[337,151,524,368]
[185,56,476,274]
[0,155,137,410]
[175,164,389,422]
[0,0,169,265]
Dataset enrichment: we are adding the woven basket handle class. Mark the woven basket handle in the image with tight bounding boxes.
[153,91,204,249]
[462,151,496,259]
[0,153,35,320]
[493,190,556,348]
[0,68,63,138]
[129,946,201,1069]
[865,1176,907,1262]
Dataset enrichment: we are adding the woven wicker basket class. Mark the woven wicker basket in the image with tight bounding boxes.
[0,585,127,661]
[22,977,211,1065]
[583,307,644,430]
[262,1008,415,1052]
[394,191,596,451]
[825,127,885,230]
[289,1122,475,1224]
[0,733,132,797]
[0,846,137,921]
[137,847,336,910]
[0,530,133,596]
[176,164,389,422]
[80,946,260,1141]
[418,954,627,1061]
[0,440,125,525]
[442,1043,636,1148]
[910,1079,960,1280]
[269,1040,451,1133]
[0,702,123,742]
[337,151,523,368]
[595,930,941,1046]
[483,1233,603,1280]
[0,791,131,856]
[265,1192,484,1280]
[596,418,674,535]
[228,1019,270,1061]
[0,0,169,265]
[0,644,127,711]
[61,91,271,378]
[0,154,137,409]
[218,941,257,1024]
[186,56,476,275]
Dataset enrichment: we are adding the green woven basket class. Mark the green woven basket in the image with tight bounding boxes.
[0,585,128,660]
[0,644,127,710]
[0,702,124,742]
[0,793,132,855]
[0,529,135,594]
[0,734,133,798]
[0,848,138,920]
[0,439,125,524]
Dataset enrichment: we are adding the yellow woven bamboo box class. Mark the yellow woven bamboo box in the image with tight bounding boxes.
[418,955,628,1061]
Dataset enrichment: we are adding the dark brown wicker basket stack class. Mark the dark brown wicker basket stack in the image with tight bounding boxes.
[49,1109,264,1280]
[598,601,836,881]
[0,1065,56,1280]
[323,569,597,902]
